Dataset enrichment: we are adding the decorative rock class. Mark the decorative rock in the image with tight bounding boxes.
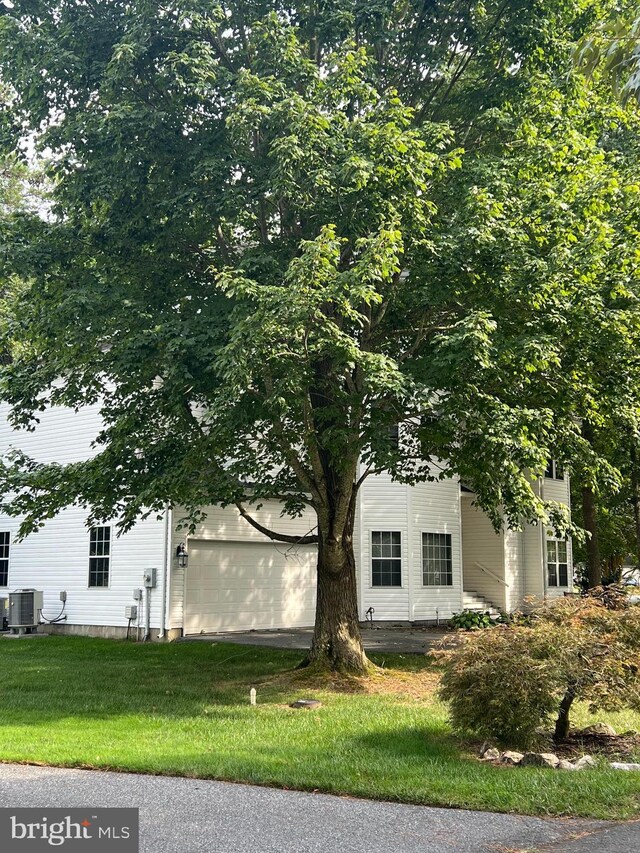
[557,759,578,771]
[500,751,524,765]
[520,752,560,769]
[289,698,322,710]
[580,723,616,736]
[574,755,597,770]
[481,748,500,761]
[609,762,640,771]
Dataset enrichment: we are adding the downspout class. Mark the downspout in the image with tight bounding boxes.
[157,504,171,640]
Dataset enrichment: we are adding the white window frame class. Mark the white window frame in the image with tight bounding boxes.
[0,531,10,588]
[546,537,570,588]
[88,525,112,589]
[422,531,453,587]
[370,530,402,588]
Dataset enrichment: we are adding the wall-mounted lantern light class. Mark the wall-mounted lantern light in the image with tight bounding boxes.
[176,542,189,569]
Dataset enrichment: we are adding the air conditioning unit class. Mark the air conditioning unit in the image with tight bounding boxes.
[0,597,7,631]
[8,589,44,634]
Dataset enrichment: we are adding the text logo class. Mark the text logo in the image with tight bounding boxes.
[0,809,138,851]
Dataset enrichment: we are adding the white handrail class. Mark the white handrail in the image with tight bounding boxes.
[474,561,509,588]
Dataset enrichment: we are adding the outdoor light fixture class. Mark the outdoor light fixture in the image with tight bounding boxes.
[176,542,189,569]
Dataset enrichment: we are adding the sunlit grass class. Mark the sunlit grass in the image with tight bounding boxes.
[0,636,638,819]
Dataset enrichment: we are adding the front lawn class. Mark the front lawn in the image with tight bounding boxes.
[0,636,638,819]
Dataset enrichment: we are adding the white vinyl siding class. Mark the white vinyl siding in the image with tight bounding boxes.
[0,402,167,630]
[359,472,410,620]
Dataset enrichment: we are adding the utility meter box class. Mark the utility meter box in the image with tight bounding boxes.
[125,605,138,621]
[143,568,157,589]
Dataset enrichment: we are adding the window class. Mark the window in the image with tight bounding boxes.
[388,424,400,446]
[545,460,564,480]
[0,532,9,586]
[371,531,402,587]
[89,526,111,587]
[547,538,569,587]
[422,532,453,586]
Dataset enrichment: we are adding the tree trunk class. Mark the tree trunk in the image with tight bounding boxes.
[582,483,601,589]
[303,498,369,674]
[630,440,640,571]
[581,422,601,590]
[553,686,576,741]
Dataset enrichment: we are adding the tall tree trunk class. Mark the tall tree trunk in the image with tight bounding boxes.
[582,483,601,589]
[303,493,369,674]
[581,422,601,589]
[554,685,576,742]
[630,440,640,571]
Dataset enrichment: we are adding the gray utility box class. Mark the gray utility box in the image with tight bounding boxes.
[143,568,157,589]
[0,597,7,631]
[8,589,44,633]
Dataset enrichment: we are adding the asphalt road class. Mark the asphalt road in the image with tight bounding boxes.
[0,763,636,853]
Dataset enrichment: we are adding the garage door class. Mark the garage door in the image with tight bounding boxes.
[184,540,317,634]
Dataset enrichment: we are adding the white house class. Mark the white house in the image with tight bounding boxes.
[0,402,572,639]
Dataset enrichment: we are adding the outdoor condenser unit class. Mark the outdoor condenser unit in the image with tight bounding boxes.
[8,589,44,634]
[0,597,7,631]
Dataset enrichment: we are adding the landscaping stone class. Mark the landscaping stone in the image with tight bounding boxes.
[609,761,640,771]
[500,751,524,765]
[573,755,596,770]
[580,722,616,736]
[557,759,577,771]
[520,752,560,769]
[289,699,322,710]
[481,748,500,761]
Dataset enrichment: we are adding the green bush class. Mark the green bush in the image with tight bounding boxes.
[448,609,494,630]
[436,593,640,747]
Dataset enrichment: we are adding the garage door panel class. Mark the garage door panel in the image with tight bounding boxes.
[184,541,317,633]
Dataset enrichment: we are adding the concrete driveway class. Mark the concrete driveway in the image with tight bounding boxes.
[0,763,636,853]
[181,626,445,654]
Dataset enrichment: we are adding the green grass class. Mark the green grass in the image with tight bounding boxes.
[0,636,638,820]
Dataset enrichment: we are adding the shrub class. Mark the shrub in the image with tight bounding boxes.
[448,610,494,630]
[435,592,640,747]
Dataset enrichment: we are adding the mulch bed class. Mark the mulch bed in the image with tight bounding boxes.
[554,731,640,760]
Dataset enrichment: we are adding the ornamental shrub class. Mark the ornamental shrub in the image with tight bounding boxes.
[435,591,640,747]
[448,609,494,630]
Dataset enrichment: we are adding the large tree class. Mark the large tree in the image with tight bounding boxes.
[1,0,639,671]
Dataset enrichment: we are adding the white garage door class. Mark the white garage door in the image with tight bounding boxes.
[184,540,317,634]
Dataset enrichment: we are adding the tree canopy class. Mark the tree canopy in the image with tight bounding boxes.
[1,0,640,668]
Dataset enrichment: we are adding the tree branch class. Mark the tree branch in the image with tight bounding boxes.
[235,501,319,544]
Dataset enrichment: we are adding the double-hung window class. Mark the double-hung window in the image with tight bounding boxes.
[0,532,9,587]
[371,531,402,587]
[422,532,453,586]
[89,526,111,588]
[547,538,569,587]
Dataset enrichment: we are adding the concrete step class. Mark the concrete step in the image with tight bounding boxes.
[462,589,500,615]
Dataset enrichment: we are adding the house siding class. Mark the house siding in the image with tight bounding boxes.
[0,403,168,632]
[460,501,507,610]
[358,469,463,622]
